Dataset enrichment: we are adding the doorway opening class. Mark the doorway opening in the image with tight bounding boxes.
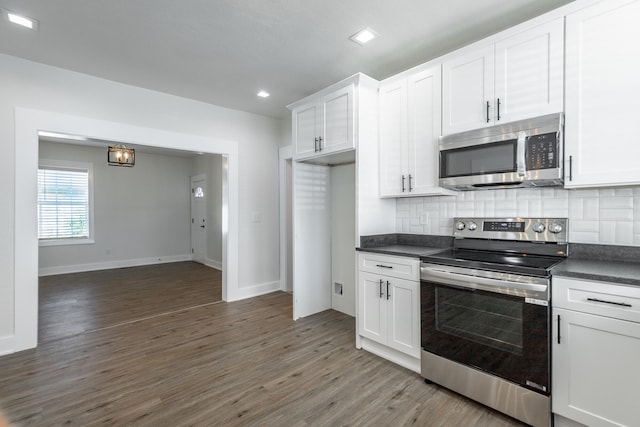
[36,137,226,343]
[14,107,240,352]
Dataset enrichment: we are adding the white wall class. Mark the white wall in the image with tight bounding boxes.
[191,154,223,268]
[397,187,640,246]
[331,164,356,317]
[1,53,282,354]
[38,141,193,275]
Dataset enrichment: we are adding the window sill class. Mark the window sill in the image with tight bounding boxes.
[39,238,95,247]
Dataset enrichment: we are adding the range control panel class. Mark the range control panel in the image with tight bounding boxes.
[453,217,567,243]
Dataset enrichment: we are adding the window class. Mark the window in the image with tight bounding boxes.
[38,160,94,246]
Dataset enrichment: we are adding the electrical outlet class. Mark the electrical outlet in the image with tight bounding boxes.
[251,211,262,223]
[420,212,429,224]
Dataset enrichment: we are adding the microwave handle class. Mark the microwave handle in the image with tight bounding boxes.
[516,131,526,177]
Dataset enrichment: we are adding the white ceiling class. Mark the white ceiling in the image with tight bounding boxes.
[0,0,573,119]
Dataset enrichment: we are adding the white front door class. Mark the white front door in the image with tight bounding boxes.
[190,174,207,264]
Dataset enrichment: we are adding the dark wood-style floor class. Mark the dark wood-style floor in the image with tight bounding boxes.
[38,262,222,342]
[0,289,524,426]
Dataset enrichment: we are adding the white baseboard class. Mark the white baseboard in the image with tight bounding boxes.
[38,254,193,277]
[203,258,222,271]
[228,280,281,302]
[0,335,15,356]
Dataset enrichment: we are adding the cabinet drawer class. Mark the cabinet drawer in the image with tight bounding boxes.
[358,252,419,281]
[553,276,640,323]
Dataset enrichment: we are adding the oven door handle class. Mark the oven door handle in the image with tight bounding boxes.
[421,267,548,296]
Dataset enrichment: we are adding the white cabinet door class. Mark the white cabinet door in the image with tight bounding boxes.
[407,66,443,195]
[553,307,640,427]
[378,79,407,197]
[293,162,332,319]
[294,104,319,158]
[494,18,564,124]
[564,0,640,188]
[387,277,420,358]
[442,44,495,135]
[358,271,387,344]
[321,84,354,153]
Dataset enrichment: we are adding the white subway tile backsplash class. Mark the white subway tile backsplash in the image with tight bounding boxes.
[569,198,583,220]
[615,222,634,246]
[571,220,599,233]
[583,198,599,220]
[599,221,616,244]
[396,186,640,246]
[600,208,634,221]
[600,196,633,209]
[570,231,600,244]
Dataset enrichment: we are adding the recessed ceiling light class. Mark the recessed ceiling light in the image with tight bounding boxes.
[257,90,270,98]
[350,28,377,45]
[3,9,39,31]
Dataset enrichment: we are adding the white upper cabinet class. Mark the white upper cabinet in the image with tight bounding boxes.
[564,0,640,188]
[294,104,320,158]
[378,79,406,196]
[442,45,495,135]
[443,17,564,135]
[290,79,358,163]
[494,18,564,124]
[379,64,452,197]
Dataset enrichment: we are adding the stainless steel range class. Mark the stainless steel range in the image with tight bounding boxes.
[420,217,567,427]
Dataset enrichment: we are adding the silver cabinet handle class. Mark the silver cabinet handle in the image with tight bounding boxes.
[408,174,413,192]
[486,101,490,123]
[557,314,561,344]
[401,175,406,192]
[314,137,318,152]
[497,98,501,121]
[569,155,573,181]
[318,136,323,152]
[376,264,393,269]
[386,281,390,300]
[379,279,384,298]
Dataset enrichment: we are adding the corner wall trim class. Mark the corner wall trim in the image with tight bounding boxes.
[204,258,223,271]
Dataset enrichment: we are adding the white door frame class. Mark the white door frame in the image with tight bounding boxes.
[278,145,293,293]
[13,107,239,353]
[190,174,207,264]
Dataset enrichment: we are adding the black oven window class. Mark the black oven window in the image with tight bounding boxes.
[441,140,517,177]
[435,287,523,355]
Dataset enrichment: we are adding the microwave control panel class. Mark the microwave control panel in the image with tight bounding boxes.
[526,132,558,170]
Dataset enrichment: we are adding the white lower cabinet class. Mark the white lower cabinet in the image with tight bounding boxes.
[357,253,421,371]
[552,276,640,427]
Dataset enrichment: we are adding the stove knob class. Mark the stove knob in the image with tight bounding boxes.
[532,222,546,233]
[549,223,563,234]
[455,221,466,231]
[468,221,477,231]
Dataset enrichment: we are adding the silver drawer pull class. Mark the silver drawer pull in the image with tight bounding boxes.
[587,297,632,308]
[376,264,393,269]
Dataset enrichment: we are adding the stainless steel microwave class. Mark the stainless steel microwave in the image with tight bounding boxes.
[439,113,564,191]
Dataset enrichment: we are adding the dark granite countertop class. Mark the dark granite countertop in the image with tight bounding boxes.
[357,233,453,259]
[551,259,640,287]
[356,245,447,258]
[552,243,640,287]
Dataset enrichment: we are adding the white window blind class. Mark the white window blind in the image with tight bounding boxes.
[37,167,90,240]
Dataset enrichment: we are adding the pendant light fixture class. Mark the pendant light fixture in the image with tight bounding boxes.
[107,144,135,167]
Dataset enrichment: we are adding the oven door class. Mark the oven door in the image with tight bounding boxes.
[420,270,550,395]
